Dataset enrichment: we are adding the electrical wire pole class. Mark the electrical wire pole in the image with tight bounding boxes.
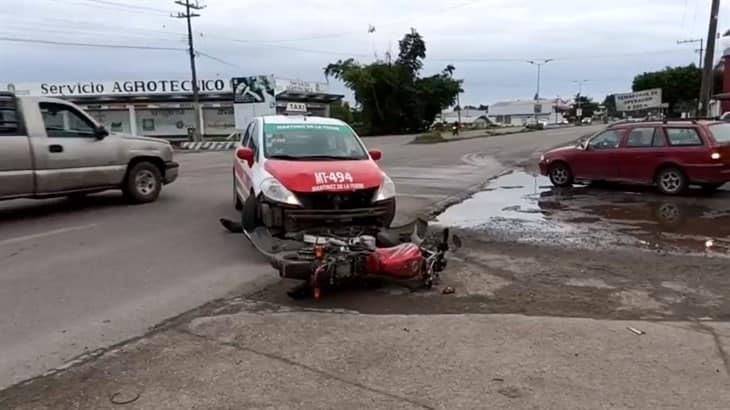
[699,0,721,117]
[677,38,705,69]
[173,0,206,141]
[528,59,553,124]
[573,80,589,122]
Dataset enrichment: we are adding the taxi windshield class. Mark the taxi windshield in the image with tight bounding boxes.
[263,123,368,160]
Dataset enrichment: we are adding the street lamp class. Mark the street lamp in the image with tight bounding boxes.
[527,59,553,123]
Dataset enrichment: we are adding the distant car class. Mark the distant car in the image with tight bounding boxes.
[581,117,593,125]
[233,115,396,235]
[539,121,730,195]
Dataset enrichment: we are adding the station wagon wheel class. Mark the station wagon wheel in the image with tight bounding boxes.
[655,167,687,195]
[548,162,573,187]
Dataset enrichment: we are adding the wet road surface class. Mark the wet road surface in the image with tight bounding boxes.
[437,171,730,256]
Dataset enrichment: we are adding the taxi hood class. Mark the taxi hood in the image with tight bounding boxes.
[264,159,384,193]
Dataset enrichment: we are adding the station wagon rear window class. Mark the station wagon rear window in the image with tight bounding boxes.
[665,128,703,147]
[709,123,730,143]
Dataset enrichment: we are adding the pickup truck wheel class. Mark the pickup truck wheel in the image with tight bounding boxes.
[124,162,162,203]
[241,194,260,232]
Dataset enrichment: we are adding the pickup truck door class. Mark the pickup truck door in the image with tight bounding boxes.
[29,101,126,193]
[0,95,34,197]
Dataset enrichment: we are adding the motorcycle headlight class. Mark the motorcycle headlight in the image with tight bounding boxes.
[260,178,301,206]
[373,174,396,202]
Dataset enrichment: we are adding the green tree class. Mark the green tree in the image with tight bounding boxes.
[329,101,353,124]
[324,29,462,135]
[569,95,599,118]
[632,64,701,115]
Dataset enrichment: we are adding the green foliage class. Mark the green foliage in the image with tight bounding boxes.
[632,64,701,115]
[329,101,353,124]
[568,96,599,118]
[324,30,462,135]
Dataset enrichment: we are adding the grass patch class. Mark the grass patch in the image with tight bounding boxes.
[411,131,447,144]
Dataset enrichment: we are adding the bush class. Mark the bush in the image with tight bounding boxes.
[412,131,446,144]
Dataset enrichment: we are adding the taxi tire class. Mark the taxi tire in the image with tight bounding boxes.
[241,194,260,232]
[234,180,243,210]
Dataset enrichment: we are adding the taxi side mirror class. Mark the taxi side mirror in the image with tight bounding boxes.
[236,147,254,166]
[369,149,382,161]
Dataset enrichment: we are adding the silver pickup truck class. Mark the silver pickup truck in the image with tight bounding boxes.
[0,93,178,203]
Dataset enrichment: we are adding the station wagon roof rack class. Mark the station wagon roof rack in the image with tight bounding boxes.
[609,117,718,126]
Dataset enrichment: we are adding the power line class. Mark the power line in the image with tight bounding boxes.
[0,36,186,51]
[82,0,173,13]
[196,50,241,69]
[44,0,171,16]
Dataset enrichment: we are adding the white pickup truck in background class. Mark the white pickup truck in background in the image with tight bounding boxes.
[0,92,178,203]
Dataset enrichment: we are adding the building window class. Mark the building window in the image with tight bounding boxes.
[142,118,155,131]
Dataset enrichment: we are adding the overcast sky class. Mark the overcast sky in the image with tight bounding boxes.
[2,0,730,105]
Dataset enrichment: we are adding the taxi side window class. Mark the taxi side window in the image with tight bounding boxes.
[241,121,253,146]
[247,121,258,161]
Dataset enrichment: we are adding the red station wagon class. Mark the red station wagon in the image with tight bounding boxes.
[539,121,730,195]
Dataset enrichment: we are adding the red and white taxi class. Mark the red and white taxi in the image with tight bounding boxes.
[233,116,396,234]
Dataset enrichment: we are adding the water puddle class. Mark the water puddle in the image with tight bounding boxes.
[436,171,730,255]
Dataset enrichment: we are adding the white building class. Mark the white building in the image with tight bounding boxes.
[1,77,343,140]
[488,98,568,126]
[435,109,492,128]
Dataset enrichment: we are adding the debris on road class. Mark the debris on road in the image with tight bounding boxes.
[627,326,645,336]
[109,390,140,405]
[442,286,456,295]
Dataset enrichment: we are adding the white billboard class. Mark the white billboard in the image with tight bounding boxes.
[232,75,276,129]
[614,88,663,111]
[1,79,230,97]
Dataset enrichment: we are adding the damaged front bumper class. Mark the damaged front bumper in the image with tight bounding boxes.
[260,197,396,233]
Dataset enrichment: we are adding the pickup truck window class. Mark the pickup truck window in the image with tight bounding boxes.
[40,102,96,138]
[0,95,19,135]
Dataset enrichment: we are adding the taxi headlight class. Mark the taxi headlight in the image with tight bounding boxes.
[260,178,301,206]
[373,175,396,202]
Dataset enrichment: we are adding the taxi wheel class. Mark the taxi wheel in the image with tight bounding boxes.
[241,194,260,232]
[233,181,243,210]
[548,162,573,187]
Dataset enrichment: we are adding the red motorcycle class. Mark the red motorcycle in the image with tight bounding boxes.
[221,219,460,299]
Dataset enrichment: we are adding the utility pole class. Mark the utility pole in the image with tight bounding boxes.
[173,0,206,141]
[677,38,705,68]
[573,80,589,123]
[528,59,553,123]
[699,0,721,117]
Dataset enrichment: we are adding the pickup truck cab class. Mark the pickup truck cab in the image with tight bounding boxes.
[0,92,178,203]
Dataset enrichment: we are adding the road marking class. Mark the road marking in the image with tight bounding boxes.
[0,224,99,246]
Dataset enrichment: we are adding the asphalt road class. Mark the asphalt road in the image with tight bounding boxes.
[0,125,602,389]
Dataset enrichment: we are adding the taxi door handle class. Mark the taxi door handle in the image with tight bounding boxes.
[49,144,64,153]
